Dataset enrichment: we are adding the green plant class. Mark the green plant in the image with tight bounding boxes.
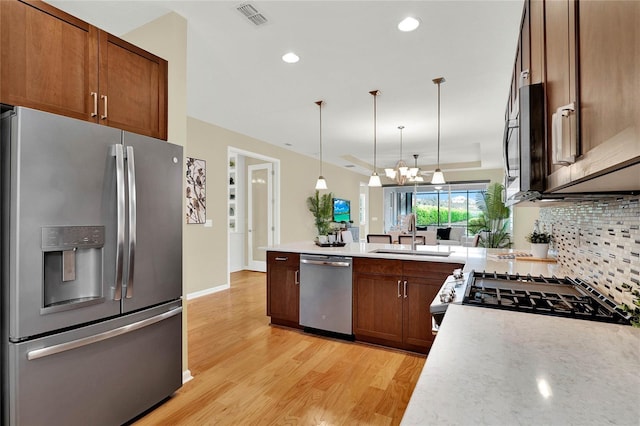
[467,182,511,248]
[525,231,552,244]
[414,206,469,226]
[306,190,333,236]
[619,288,640,328]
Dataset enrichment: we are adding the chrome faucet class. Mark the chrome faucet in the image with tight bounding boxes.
[408,213,417,251]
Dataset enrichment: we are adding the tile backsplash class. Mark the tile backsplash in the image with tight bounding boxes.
[539,196,639,307]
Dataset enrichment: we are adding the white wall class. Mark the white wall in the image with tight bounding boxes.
[186,117,366,294]
[512,204,541,249]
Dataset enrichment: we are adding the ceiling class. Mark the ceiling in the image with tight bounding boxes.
[49,0,524,179]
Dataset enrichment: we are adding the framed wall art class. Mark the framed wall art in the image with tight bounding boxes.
[186,157,206,224]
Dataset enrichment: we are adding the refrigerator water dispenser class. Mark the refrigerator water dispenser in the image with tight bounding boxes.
[41,226,105,314]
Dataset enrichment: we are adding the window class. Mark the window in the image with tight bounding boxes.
[383,183,488,235]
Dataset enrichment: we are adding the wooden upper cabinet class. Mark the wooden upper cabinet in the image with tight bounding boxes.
[528,0,545,84]
[0,0,168,140]
[573,0,640,178]
[0,0,98,121]
[544,0,578,180]
[98,32,167,140]
[544,0,639,191]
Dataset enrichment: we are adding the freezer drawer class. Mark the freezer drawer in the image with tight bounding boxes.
[5,301,182,426]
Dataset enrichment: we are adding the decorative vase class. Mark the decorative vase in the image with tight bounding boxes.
[531,243,549,259]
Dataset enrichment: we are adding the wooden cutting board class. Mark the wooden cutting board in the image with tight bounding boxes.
[515,256,557,263]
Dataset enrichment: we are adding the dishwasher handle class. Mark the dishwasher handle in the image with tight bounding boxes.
[300,259,351,267]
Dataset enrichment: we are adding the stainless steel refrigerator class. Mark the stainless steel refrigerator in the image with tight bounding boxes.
[0,106,183,425]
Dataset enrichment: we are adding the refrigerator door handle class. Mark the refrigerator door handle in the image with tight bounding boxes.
[112,144,126,301]
[125,146,137,299]
[26,306,182,361]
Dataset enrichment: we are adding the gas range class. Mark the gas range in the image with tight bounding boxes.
[463,271,631,325]
[430,271,632,332]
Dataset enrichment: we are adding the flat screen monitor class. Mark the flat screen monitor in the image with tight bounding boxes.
[332,198,350,222]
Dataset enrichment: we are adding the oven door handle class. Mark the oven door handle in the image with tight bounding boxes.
[431,317,439,335]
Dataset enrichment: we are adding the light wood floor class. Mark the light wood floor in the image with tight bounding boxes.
[134,270,426,425]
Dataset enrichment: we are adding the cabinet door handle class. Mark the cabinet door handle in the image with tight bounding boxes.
[90,92,98,117]
[552,102,576,165]
[397,280,401,298]
[403,280,408,298]
[519,69,529,87]
[295,270,299,285]
[101,94,108,120]
[274,257,288,261]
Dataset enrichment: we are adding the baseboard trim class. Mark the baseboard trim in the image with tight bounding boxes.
[186,284,230,300]
[182,369,193,384]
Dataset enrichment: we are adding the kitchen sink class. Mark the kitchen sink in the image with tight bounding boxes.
[369,249,452,257]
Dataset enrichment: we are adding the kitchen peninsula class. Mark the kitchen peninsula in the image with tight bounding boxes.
[267,242,566,354]
[267,241,565,278]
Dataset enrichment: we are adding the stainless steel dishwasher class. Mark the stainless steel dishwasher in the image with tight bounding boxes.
[299,254,353,337]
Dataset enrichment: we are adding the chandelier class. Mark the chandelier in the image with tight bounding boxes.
[384,126,418,185]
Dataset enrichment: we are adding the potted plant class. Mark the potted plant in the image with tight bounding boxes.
[619,286,640,328]
[467,182,511,248]
[306,190,333,240]
[525,229,552,258]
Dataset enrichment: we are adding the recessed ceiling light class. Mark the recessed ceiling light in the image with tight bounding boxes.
[398,17,420,32]
[282,52,299,63]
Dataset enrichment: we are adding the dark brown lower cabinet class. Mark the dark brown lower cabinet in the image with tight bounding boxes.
[353,257,462,354]
[266,251,300,328]
[266,252,462,353]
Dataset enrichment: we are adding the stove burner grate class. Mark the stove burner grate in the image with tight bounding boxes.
[464,271,630,325]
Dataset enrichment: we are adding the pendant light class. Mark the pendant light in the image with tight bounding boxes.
[368,90,382,187]
[431,77,446,185]
[314,100,327,190]
[384,126,410,185]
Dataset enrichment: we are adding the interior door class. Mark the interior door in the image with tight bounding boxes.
[247,163,273,272]
[121,132,183,312]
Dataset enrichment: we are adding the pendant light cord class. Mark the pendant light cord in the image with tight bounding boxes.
[369,90,379,172]
[315,100,323,176]
[432,77,445,170]
[436,81,441,169]
[399,125,404,160]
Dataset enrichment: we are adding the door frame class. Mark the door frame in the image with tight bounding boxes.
[247,162,273,272]
[227,148,280,281]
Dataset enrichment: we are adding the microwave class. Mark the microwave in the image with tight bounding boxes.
[504,83,546,204]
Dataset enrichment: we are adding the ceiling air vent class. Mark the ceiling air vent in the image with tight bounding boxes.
[236,3,268,26]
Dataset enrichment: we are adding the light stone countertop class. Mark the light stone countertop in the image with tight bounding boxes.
[401,304,640,426]
[266,241,569,276]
